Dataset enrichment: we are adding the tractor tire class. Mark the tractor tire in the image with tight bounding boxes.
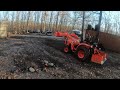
[64,45,69,53]
[75,46,90,62]
[63,45,72,53]
[63,39,72,53]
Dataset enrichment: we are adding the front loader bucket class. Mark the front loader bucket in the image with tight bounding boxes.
[91,51,107,65]
[54,32,62,37]
[54,32,68,37]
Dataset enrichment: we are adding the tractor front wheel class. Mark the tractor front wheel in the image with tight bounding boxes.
[64,45,72,53]
[64,46,69,53]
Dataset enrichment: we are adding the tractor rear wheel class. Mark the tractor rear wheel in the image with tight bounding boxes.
[75,46,90,62]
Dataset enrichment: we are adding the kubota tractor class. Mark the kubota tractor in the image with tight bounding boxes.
[54,31,107,65]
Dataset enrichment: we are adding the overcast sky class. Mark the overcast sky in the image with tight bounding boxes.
[0,11,119,21]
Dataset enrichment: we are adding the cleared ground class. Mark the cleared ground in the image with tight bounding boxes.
[0,34,120,79]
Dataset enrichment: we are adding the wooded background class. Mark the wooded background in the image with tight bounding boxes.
[0,11,120,36]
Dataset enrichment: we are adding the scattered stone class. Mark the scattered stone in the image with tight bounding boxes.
[31,62,38,68]
[15,69,19,73]
[48,63,54,67]
[55,67,59,70]
[14,75,18,78]
[118,67,120,70]
[43,67,48,72]
[36,69,40,72]
[7,76,11,79]
[45,63,48,67]
[51,72,55,75]
[43,60,49,64]
[29,67,35,72]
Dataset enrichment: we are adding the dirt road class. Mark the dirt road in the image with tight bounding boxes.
[0,34,120,79]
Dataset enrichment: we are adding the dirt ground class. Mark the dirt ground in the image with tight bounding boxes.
[0,34,120,79]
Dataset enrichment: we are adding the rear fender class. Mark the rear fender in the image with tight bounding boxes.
[75,43,92,51]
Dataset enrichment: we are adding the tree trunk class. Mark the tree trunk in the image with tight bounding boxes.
[49,11,53,31]
[81,11,85,42]
[96,11,102,41]
[55,11,60,31]
[26,11,31,33]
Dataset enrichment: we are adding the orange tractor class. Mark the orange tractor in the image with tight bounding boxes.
[54,31,107,65]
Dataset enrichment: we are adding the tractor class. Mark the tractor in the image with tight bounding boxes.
[54,31,107,65]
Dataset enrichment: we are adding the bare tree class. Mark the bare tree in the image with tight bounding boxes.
[10,11,15,32]
[26,11,31,33]
[20,11,26,32]
[49,11,53,31]
[43,11,49,32]
[59,11,66,31]
[40,11,44,32]
[36,11,41,30]
[55,11,60,31]
[33,11,37,30]
[81,11,85,41]
[95,11,102,41]
[0,11,119,35]
[71,11,82,30]
[15,11,21,34]
[3,11,9,21]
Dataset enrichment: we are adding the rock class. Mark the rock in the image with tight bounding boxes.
[15,69,19,73]
[45,63,48,67]
[31,62,38,68]
[10,67,17,73]
[7,76,11,79]
[36,69,40,72]
[55,67,59,70]
[29,67,35,72]
[44,60,49,64]
[118,67,120,70]
[14,75,18,78]
[51,72,55,75]
[43,67,48,72]
[48,63,54,67]
[1,77,4,79]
